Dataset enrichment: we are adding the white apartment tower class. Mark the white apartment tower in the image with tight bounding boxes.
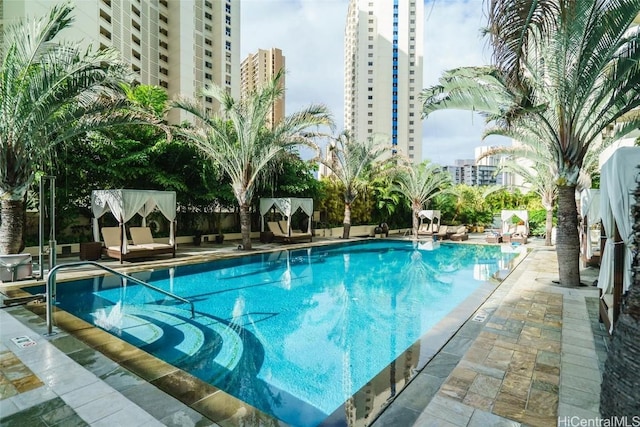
[240,48,285,127]
[344,0,424,162]
[0,0,240,123]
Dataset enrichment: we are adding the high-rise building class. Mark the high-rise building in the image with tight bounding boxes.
[344,0,424,162]
[0,0,240,123]
[240,48,285,127]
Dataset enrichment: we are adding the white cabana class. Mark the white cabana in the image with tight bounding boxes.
[91,189,177,254]
[259,197,313,235]
[501,210,529,235]
[597,147,640,331]
[418,210,441,222]
[417,210,441,235]
[579,189,601,260]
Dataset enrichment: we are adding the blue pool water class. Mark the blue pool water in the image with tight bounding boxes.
[39,240,519,426]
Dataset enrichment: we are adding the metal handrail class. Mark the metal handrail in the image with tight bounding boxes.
[46,261,194,335]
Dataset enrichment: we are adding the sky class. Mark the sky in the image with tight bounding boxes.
[240,0,510,166]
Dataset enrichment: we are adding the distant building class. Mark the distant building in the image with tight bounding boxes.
[1,0,241,124]
[344,0,424,162]
[240,48,285,128]
[445,147,512,186]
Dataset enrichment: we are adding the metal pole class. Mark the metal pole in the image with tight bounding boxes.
[45,267,57,336]
[39,177,45,278]
[48,177,56,270]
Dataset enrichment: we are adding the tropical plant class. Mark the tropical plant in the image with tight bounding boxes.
[0,4,160,254]
[316,131,391,238]
[172,69,333,250]
[391,161,452,240]
[422,0,640,286]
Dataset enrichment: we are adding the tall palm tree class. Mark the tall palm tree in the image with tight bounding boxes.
[423,0,640,286]
[0,4,154,254]
[172,70,333,250]
[316,131,391,238]
[391,161,451,240]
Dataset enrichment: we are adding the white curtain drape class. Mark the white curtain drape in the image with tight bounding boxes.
[580,189,601,259]
[91,190,177,251]
[260,198,313,233]
[598,147,640,295]
[500,210,529,235]
[417,210,441,221]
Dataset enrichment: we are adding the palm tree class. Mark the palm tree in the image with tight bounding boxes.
[391,161,451,240]
[423,0,640,286]
[0,4,155,254]
[172,70,332,250]
[316,131,391,238]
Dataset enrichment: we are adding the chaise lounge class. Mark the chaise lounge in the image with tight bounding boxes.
[101,226,175,263]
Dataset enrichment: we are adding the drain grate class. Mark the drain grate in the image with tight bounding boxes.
[472,310,488,322]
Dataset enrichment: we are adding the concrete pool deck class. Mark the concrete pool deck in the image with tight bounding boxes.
[0,235,608,426]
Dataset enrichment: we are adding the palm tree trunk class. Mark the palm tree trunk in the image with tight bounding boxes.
[556,184,580,286]
[239,204,252,250]
[600,182,640,417]
[412,209,419,240]
[545,207,553,246]
[0,199,24,254]
[343,202,352,239]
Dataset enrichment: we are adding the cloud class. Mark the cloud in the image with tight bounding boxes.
[241,0,510,165]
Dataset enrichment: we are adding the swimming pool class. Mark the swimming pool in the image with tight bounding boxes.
[38,240,521,426]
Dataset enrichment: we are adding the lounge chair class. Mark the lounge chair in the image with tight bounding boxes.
[417,223,434,236]
[267,221,312,243]
[0,253,33,282]
[130,227,176,255]
[449,226,469,241]
[485,231,502,244]
[511,224,528,244]
[102,226,174,263]
[435,225,449,240]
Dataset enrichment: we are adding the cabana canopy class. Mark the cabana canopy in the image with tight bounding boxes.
[598,147,640,296]
[501,210,529,235]
[91,189,177,249]
[418,210,441,221]
[259,198,313,234]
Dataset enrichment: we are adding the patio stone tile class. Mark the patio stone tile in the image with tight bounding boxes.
[500,372,531,401]
[468,409,521,427]
[561,353,600,370]
[508,351,536,378]
[462,391,493,411]
[561,362,602,382]
[468,374,502,399]
[526,388,558,417]
[420,395,475,427]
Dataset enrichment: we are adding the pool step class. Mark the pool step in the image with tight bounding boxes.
[92,304,243,373]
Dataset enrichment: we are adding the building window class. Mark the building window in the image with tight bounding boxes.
[226,26,231,36]
[159,81,168,89]
[205,12,212,20]
[159,14,168,24]
[205,50,212,57]
[225,41,231,51]
[159,27,168,36]
[159,41,168,49]
[100,26,111,40]
[226,15,231,25]
[225,3,231,13]
[205,73,212,80]
[205,96,213,103]
[205,38,212,46]
[205,61,212,69]
[99,9,111,24]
